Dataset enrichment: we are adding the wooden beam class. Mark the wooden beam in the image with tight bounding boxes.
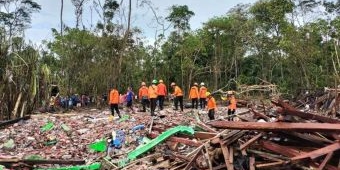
[260,140,305,157]
[291,142,340,161]
[184,147,203,170]
[260,141,339,170]
[240,133,263,150]
[318,152,333,170]
[273,100,340,123]
[251,108,271,122]
[209,121,340,132]
[194,132,218,139]
[229,146,233,164]
[148,133,203,147]
[219,141,233,170]
[249,157,255,170]
[255,161,285,168]
[196,121,217,133]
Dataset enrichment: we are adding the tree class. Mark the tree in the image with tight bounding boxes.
[0,0,41,38]
[71,0,88,28]
[166,5,195,33]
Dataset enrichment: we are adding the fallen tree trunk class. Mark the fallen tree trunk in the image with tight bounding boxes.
[0,115,30,128]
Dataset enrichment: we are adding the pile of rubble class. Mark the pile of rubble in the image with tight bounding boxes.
[0,98,340,170]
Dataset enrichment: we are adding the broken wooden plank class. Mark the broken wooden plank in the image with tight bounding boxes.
[249,156,255,170]
[240,133,263,150]
[291,142,340,161]
[194,131,218,139]
[255,161,286,168]
[251,108,271,122]
[260,140,305,157]
[283,132,334,145]
[219,141,233,170]
[168,136,203,147]
[184,146,203,170]
[318,152,333,170]
[273,100,340,123]
[209,121,340,132]
[260,141,338,170]
[229,146,233,164]
[247,149,287,162]
[196,121,217,133]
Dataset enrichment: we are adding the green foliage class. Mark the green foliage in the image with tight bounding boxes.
[166,5,195,31]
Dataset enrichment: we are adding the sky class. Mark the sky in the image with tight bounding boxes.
[25,0,256,44]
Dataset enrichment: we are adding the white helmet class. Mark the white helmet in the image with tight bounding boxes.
[200,82,205,86]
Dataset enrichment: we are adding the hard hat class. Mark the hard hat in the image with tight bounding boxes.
[227,91,233,95]
[171,82,176,86]
[141,82,146,86]
[152,79,158,84]
[206,92,211,96]
[194,82,198,86]
[200,82,205,86]
[159,79,163,83]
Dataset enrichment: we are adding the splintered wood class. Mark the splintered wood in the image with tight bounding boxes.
[1,97,340,169]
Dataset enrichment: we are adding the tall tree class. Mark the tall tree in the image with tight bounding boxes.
[0,0,41,38]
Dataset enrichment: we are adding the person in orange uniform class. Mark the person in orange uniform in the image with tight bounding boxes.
[227,91,237,121]
[109,87,121,118]
[138,82,149,112]
[199,82,207,109]
[148,80,158,116]
[157,79,167,110]
[171,82,184,111]
[189,82,199,109]
[206,92,216,120]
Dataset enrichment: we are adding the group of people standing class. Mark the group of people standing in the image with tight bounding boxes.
[108,80,237,120]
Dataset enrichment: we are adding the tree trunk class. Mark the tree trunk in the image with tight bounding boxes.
[12,92,22,118]
[60,0,63,36]
[117,0,132,86]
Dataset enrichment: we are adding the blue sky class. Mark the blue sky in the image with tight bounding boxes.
[25,0,256,44]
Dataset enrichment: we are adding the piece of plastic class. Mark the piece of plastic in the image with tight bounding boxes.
[127,126,194,161]
[41,122,54,132]
[61,124,70,132]
[118,115,129,122]
[89,139,106,152]
[132,124,145,132]
[34,162,101,170]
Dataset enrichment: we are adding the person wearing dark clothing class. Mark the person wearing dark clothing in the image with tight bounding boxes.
[126,87,134,113]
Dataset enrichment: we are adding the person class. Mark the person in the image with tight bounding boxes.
[189,82,199,109]
[109,87,121,118]
[206,92,216,120]
[138,82,149,112]
[148,80,158,116]
[126,87,135,113]
[157,79,167,110]
[171,82,184,112]
[199,82,208,109]
[227,91,237,121]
